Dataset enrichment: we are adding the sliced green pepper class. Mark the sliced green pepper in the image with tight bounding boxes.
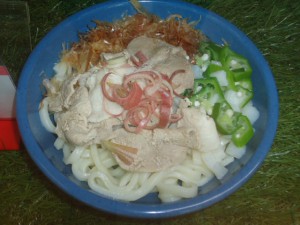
[220,46,253,81]
[236,85,253,108]
[203,63,223,78]
[195,54,210,68]
[232,115,254,147]
[193,77,224,96]
[190,77,225,113]
[223,69,237,91]
[203,63,237,91]
[235,78,253,91]
[192,42,255,147]
[212,102,240,135]
[200,41,223,61]
[212,102,254,146]
[200,42,253,82]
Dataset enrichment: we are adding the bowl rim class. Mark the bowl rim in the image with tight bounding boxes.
[16,0,279,219]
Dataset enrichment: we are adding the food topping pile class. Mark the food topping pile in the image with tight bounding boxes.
[39,11,259,202]
[61,13,205,73]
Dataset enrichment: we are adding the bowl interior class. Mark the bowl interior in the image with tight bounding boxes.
[17,0,278,218]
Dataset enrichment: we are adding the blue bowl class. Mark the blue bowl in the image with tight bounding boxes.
[17,0,279,219]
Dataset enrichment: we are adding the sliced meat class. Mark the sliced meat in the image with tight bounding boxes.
[67,86,92,116]
[102,127,198,172]
[42,79,63,112]
[127,36,194,94]
[56,114,121,146]
[45,37,211,173]
[102,108,220,172]
[52,70,122,146]
[55,110,97,146]
[60,74,88,110]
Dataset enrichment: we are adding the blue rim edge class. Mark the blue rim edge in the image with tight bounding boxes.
[16,0,279,219]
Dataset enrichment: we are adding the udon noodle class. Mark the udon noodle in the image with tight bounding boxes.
[39,95,242,202]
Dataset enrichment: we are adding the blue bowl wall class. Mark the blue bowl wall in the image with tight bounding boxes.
[17,0,278,219]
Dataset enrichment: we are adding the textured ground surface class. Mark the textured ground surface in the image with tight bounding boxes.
[0,0,299,224]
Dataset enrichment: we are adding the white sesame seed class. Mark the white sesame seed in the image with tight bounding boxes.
[202,54,209,61]
[194,101,200,107]
[226,109,234,117]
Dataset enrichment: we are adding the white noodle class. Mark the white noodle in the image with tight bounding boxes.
[65,146,85,165]
[72,158,93,181]
[39,97,56,133]
[54,137,65,150]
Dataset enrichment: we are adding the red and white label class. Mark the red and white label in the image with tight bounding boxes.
[0,65,20,150]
